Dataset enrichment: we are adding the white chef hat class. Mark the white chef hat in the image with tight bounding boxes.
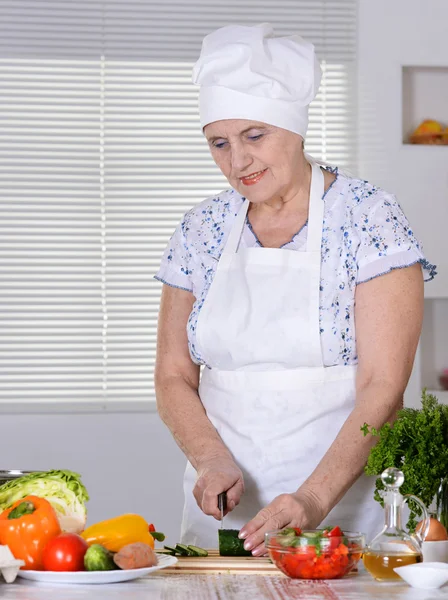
[192,23,322,139]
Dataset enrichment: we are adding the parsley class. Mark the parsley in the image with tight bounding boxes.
[361,390,448,530]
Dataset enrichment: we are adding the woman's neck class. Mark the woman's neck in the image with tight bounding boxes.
[248,157,312,217]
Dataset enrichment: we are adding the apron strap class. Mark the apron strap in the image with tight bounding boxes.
[306,161,325,253]
[222,199,249,256]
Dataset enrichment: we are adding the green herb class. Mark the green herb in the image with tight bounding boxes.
[361,390,448,530]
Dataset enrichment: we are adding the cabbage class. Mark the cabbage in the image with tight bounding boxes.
[0,470,89,533]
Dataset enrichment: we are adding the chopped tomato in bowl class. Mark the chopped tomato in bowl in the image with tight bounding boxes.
[265,527,365,580]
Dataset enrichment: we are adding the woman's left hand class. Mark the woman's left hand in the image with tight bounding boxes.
[238,490,324,556]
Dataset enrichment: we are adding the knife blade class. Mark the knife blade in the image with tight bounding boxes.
[218,492,227,529]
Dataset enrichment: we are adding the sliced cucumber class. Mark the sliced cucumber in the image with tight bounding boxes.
[278,528,297,536]
[175,543,190,556]
[163,542,209,557]
[187,545,208,557]
[278,534,297,547]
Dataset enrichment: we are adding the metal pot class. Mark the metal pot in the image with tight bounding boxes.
[0,471,35,484]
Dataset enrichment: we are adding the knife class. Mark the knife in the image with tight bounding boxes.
[218,492,227,529]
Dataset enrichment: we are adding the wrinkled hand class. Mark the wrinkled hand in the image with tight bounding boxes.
[239,490,324,556]
[194,455,245,520]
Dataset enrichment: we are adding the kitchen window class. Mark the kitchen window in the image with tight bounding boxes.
[0,0,357,410]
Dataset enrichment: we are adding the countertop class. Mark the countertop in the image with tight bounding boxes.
[2,568,448,600]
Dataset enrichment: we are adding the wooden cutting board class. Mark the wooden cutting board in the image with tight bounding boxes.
[156,549,283,575]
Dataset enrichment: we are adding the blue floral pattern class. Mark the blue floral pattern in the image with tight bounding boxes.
[155,169,436,367]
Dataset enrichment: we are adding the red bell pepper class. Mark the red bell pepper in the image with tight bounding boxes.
[0,495,61,570]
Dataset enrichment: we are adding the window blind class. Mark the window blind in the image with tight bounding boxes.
[0,0,357,407]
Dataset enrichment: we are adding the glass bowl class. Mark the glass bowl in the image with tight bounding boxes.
[265,528,365,580]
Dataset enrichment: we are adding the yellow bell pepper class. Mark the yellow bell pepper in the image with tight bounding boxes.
[80,514,163,552]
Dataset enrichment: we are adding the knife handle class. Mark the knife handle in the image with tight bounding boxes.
[218,492,227,512]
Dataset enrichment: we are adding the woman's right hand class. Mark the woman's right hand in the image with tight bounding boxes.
[193,455,245,519]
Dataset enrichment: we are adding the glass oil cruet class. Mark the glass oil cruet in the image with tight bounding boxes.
[363,467,430,581]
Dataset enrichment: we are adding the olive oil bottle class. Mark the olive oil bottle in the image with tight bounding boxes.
[363,550,422,581]
[363,468,429,581]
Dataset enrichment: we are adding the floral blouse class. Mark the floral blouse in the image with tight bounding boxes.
[155,167,436,367]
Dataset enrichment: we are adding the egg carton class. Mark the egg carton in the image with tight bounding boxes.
[0,546,25,583]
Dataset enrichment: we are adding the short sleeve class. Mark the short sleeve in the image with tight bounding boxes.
[154,220,194,293]
[355,192,437,284]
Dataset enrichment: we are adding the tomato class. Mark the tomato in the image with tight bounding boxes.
[328,526,343,538]
[42,533,88,571]
[325,526,344,551]
[282,554,308,578]
[273,542,353,579]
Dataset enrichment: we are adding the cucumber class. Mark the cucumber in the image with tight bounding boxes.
[175,543,190,556]
[301,532,320,539]
[187,545,208,557]
[276,527,299,547]
[163,543,209,557]
[218,529,252,556]
[278,533,297,547]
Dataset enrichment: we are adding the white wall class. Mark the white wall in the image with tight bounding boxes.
[421,300,448,390]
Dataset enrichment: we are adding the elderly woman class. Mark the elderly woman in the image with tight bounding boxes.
[154,23,436,555]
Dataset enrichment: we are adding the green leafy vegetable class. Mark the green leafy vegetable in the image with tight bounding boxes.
[362,390,448,529]
[0,470,89,533]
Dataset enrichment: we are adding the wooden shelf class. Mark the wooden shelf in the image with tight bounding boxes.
[402,143,448,149]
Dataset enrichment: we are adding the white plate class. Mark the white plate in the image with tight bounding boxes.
[16,554,177,585]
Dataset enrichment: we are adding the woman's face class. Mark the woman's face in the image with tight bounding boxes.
[204,119,305,204]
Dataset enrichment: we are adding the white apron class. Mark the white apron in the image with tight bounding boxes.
[180,160,382,547]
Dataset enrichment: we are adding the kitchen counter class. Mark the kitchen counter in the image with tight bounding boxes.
[2,569,448,599]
